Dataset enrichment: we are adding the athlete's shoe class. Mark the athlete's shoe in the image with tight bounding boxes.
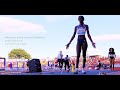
[82,68,86,74]
[74,69,79,74]
[67,69,70,72]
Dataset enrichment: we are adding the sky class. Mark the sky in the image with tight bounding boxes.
[0,15,120,59]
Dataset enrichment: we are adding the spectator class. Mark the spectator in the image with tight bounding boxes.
[64,55,70,72]
[57,51,64,70]
[95,60,102,70]
[108,48,116,70]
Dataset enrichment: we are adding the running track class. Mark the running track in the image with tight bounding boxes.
[0,67,120,75]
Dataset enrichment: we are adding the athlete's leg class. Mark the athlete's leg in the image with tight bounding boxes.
[82,41,88,68]
[112,59,115,70]
[82,41,88,73]
[109,59,112,70]
[74,41,82,74]
[76,41,82,68]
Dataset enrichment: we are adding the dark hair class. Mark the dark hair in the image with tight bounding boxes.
[78,16,84,20]
[109,48,114,52]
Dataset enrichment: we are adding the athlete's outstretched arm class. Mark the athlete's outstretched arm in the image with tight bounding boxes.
[86,25,96,48]
[114,52,116,58]
[108,53,110,59]
[66,26,77,49]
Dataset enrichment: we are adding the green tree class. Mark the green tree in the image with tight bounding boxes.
[8,48,32,59]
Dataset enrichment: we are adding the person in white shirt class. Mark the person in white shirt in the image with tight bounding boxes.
[57,51,63,70]
[66,16,96,74]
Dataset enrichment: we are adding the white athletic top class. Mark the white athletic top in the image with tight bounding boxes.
[108,54,116,58]
[76,24,87,35]
[108,52,116,58]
